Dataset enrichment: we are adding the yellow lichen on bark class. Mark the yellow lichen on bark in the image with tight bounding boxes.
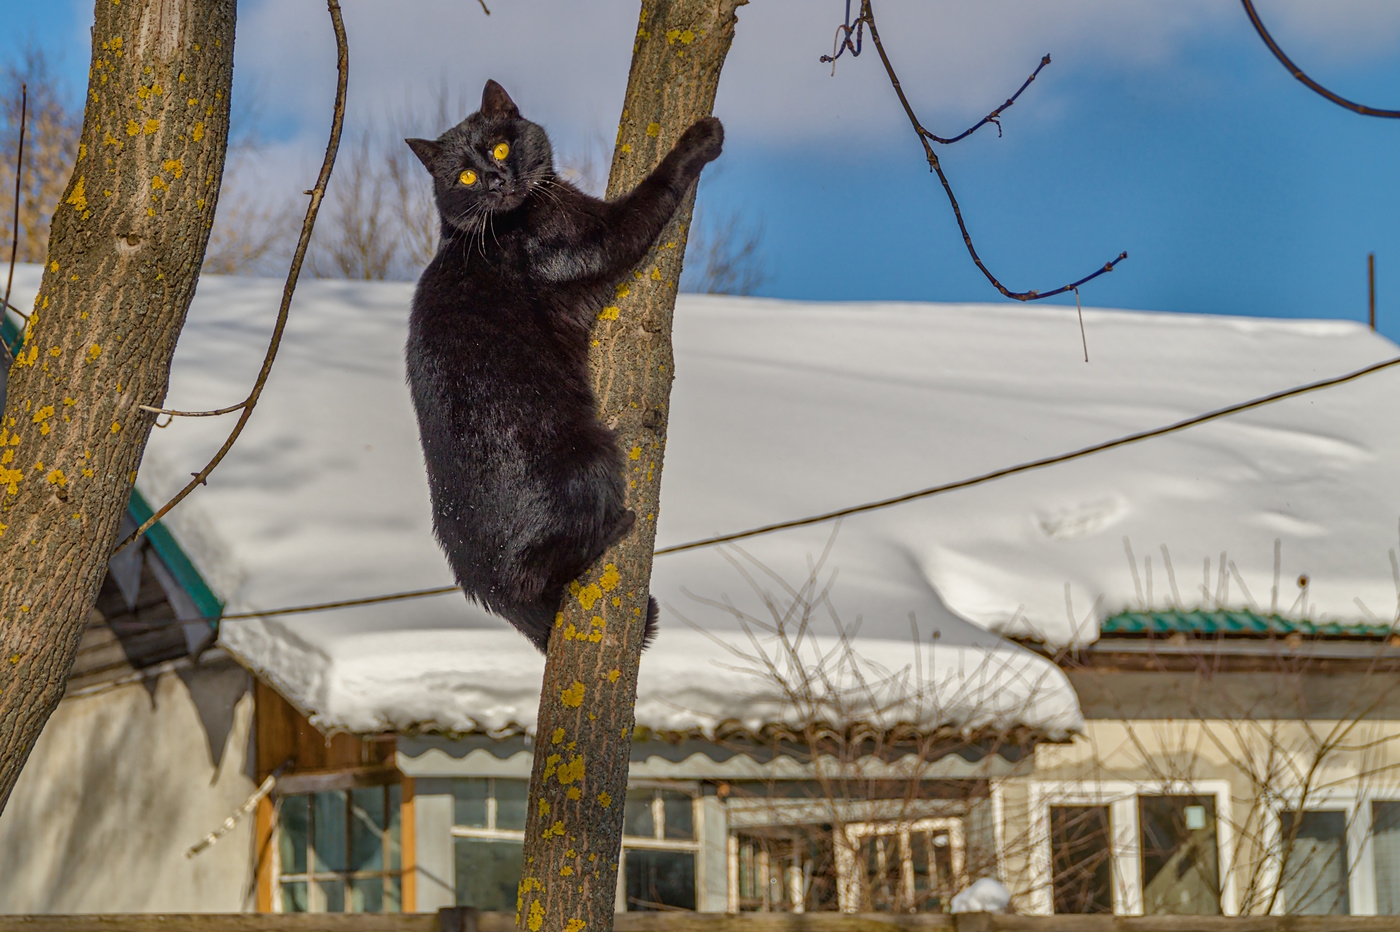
[514,2,744,931]
[0,0,235,814]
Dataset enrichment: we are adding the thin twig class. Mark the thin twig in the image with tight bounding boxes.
[477,0,491,13]
[186,759,290,858]
[114,0,350,555]
[1074,287,1088,362]
[923,55,1050,145]
[1241,0,1400,118]
[1,83,26,367]
[851,0,1127,301]
[138,400,247,418]
[655,350,1400,556]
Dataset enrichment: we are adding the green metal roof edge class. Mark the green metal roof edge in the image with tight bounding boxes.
[2,309,19,350]
[127,487,224,621]
[1102,609,1395,639]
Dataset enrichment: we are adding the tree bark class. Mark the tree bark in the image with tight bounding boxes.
[515,2,744,930]
[0,0,235,813]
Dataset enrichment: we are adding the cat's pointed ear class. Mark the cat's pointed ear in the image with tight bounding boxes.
[405,138,441,171]
[481,80,519,118]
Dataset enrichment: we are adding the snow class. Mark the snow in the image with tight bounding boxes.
[15,264,1400,739]
[951,877,1011,913]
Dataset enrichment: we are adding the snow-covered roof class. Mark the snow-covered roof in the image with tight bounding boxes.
[19,264,1400,739]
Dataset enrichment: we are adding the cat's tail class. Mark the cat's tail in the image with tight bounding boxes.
[643,596,659,650]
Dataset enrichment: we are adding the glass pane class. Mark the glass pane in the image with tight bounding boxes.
[387,784,402,871]
[350,876,383,913]
[625,848,696,911]
[861,834,903,912]
[350,787,386,873]
[909,831,930,909]
[281,881,308,913]
[455,837,524,910]
[453,778,489,828]
[314,791,349,873]
[495,779,529,832]
[624,789,655,838]
[662,791,694,840]
[320,878,346,913]
[1051,805,1114,914]
[735,828,836,913]
[800,829,840,912]
[279,795,309,876]
[1375,802,1400,915]
[1140,796,1221,915]
[736,836,759,904]
[1280,810,1350,915]
[384,876,402,913]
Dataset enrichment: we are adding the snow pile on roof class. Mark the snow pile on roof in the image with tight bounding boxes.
[19,261,1396,739]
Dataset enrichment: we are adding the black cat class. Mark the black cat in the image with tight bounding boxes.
[405,80,722,652]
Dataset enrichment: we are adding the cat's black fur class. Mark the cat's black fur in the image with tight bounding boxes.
[405,80,722,652]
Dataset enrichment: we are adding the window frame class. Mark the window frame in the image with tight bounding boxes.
[833,817,967,913]
[1047,803,1116,915]
[1027,780,1237,917]
[1367,797,1400,916]
[1273,807,1353,916]
[446,778,704,912]
[273,781,405,914]
[1261,789,1379,916]
[449,776,530,843]
[618,785,703,911]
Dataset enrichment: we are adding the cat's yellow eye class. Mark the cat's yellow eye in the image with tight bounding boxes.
[459,170,477,186]
[493,142,510,161]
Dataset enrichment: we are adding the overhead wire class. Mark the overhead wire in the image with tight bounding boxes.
[91,350,1400,637]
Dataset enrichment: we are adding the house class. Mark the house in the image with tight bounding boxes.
[2,267,1399,916]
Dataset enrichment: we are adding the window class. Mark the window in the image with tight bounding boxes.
[278,785,402,913]
[1049,805,1113,914]
[622,788,700,911]
[1375,802,1400,914]
[1279,810,1350,915]
[837,819,965,912]
[452,778,527,910]
[450,780,701,912]
[1139,796,1220,915]
[733,827,839,913]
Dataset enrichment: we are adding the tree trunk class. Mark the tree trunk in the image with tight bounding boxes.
[515,2,743,929]
[0,0,235,813]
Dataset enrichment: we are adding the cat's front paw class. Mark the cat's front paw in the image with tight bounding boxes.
[678,116,724,167]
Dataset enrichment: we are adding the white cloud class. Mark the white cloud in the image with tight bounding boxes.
[229,0,1400,158]
[1250,0,1400,60]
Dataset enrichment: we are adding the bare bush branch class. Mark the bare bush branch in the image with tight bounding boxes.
[0,47,80,266]
[682,206,770,296]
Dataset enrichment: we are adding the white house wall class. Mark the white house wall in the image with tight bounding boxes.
[0,659,257,913]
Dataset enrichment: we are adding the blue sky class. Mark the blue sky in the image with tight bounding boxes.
[6,1,1400,338]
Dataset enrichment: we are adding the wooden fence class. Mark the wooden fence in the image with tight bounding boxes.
[4,913,1400,932]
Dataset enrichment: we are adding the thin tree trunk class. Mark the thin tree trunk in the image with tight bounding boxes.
[515,2,743,929]
[0,0,235,813]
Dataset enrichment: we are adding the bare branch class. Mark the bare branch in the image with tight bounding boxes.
[114,0,351,554]
[831,0,1127,302]
[0,82,26,368]
[1241,0,1400,118]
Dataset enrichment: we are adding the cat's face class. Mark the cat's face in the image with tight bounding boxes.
[406,81,554,232]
